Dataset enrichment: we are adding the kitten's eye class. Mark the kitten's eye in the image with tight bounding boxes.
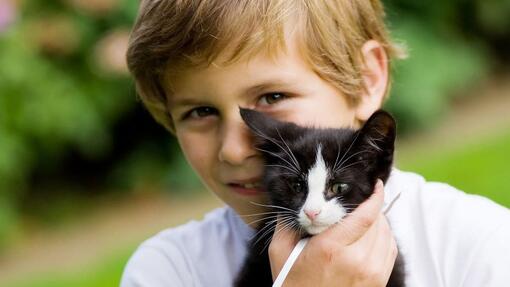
[292,180,305,193]
[258,93,286,105]
[331,183,349,195]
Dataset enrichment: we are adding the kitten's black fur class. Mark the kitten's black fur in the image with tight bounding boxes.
[235,108,405,287]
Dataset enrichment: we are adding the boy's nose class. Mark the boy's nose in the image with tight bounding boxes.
[218,120,257,165]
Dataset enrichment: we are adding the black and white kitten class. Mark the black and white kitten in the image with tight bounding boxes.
[235,108,405,287]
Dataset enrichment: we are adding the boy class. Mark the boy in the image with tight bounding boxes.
[121,0,510,286]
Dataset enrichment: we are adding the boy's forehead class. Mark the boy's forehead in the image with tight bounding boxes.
[163,37,315,100]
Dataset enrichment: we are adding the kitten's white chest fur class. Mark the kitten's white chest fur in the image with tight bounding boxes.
[298,146,347,235]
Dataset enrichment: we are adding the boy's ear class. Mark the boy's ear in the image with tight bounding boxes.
[355,40,389,123]
[239,107,302,149]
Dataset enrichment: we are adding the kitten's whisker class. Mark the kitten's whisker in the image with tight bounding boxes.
[256,147,300,174]
[259,218,294,254]
[252,215,294,241]
[254,217,294,247]
[272,219,295,241]
[248,125,301,172]
[335,148,371,171]
[264,164,300,175]
[340,204,360,207]
[275,126,300,171]
[277,172,301,177]
[332,148,341,175]
[334,149,372,173]
[249,202,296,213]
[240,211,295,217]
[335,159,370,173]
[245,215,281,226]
[251,219,278,242]
[365,135,384,152]
[244,212,296,227]
[272,220,299,250]
[334,131,361,171]
[262,235,274,253]
[335,148,371,172]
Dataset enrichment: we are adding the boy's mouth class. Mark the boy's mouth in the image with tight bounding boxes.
[233,182,261,189]
[227,180,263,196]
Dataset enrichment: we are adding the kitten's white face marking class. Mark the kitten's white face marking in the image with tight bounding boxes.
[298,146,347,235]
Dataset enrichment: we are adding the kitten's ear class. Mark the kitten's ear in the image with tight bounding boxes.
[359,110,396,150]
[239,107,302,148]
[355,110,396,181]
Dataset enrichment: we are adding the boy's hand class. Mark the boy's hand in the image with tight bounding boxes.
[268,179,397,287]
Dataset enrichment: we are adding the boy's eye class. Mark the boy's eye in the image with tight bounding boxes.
[258,93,287,105]
[182,106,218,120]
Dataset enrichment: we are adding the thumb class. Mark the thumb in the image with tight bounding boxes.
[325,179,385,244]
[269,216,301,280]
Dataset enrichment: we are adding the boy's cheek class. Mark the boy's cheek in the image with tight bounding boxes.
[177,133,217,177]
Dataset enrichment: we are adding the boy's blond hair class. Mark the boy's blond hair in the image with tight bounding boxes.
[127,0,404,132]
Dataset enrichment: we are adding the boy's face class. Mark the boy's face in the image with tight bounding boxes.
[164,39,380,224]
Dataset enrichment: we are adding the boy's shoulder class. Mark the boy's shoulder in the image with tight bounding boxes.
[120,206,253,287]
[389,168,510,286]
[389,168,510,236]
[142,206,249,247]
[391,168,510,224]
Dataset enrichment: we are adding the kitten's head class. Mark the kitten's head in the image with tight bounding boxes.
[240,108,396,235]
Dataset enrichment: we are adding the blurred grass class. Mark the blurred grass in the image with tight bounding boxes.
[4,246,135,287]
[5,129,510,287]
[397,130,510,207]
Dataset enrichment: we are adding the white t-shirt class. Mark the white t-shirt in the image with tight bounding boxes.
[120,169,510,286]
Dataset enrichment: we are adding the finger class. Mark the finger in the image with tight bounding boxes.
[269,216,300,279]
[325,179,385,244]
[369,215,397,284]
[382,230,399,282]
[368,215,391,259]
[353,213,384,252]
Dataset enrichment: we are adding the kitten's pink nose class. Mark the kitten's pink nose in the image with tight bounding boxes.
[304,209,321,221]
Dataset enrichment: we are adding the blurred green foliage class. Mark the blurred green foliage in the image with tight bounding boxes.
[398,130,510,205]
[386,18,488,132]
[0,0,509,249]
[0,0,142,246]
[383,0,510,131]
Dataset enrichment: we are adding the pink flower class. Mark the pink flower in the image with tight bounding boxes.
[0,0,17,32]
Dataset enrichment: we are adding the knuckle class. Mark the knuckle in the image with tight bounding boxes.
[358,266,376,280]
[391,239,399,257]
[359,267,385,286]
[316,239,335,262]
[380,217,390,229]
[346,251,365,270]
[268,241,279,258]
[357,215,373,229]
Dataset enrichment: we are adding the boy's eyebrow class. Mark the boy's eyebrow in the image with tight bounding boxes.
[168,95,216,114]
[170,98,209,108]
[170,80,296,109]
[243,80,295,95]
